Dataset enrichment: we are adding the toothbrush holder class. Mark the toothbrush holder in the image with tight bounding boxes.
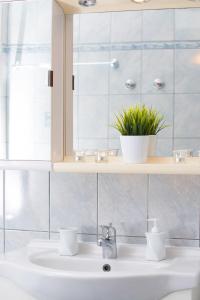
[59,228,78,256]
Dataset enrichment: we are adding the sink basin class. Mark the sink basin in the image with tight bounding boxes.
[0,240,200,300]
[30,251,159,274]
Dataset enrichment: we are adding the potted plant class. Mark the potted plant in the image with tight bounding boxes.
[113,105,166,163]
[147,107,168,157]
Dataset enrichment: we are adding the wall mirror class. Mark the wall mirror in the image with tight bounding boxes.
[72,6,200,157]
[0,0,53,161]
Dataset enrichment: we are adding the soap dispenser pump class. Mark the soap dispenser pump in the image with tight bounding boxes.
[145,218,166,261]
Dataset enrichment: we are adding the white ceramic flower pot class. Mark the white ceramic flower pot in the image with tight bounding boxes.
[120,136,150,163]
[148,135,157,157]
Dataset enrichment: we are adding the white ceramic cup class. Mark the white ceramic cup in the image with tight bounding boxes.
[59,228,78,256]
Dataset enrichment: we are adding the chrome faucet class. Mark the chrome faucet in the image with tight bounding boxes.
[98,223,117,259]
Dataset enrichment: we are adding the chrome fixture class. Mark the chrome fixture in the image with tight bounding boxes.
[79,0,96,7]
[110,58,119,69]
[125,79,136,90]
[74,58,119,69]
[102,264,111,272]
[153,78,165,90]
[98,223,117,259]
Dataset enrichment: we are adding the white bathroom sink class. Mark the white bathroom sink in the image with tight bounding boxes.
[0,240,200,300]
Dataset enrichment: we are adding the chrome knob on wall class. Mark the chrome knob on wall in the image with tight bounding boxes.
[110,58,119,69]
[153,78,165,90]
[125,79,136,89]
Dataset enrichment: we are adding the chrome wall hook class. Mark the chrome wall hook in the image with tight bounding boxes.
[153,78,165,90]
[125,79,136,89]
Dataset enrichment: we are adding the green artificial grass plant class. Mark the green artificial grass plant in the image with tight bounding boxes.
[113,105,167,136]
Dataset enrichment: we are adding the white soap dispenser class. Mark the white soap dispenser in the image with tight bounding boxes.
[145,218,166,261]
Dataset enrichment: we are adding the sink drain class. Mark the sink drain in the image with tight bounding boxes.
[102,264,111,272]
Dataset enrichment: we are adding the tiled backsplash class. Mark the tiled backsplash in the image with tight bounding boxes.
[0,170,200,253]
[73,8,200,156]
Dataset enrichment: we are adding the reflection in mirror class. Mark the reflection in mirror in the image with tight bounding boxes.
[0,0,52,161]
[73,8,200,157]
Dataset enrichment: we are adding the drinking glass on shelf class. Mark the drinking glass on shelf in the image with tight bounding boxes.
[107,149,119,157]
[95,150,108,163]
[74,150,85,162]
[173,149,192,163]
[197,150,200,157]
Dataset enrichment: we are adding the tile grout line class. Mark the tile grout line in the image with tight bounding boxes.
[140,10,144,104]
[107,12,112,148]
[172,8,176,151]
[48,171,51,240]
[146,175,150,232]
[5,228,49,233]
[96,173,99,244]
[199,208,200,247]
[142,12,149,233]
[76,14,80,149]
[3,227,200,243]
[74,41,200,52]
[3,170,5,254]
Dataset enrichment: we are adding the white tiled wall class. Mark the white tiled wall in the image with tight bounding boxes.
[0,170,199,254]
[73,8,200,155]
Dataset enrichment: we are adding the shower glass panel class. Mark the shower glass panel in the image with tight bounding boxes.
[0,0,52,161]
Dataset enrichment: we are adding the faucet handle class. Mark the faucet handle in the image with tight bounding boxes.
[99,224,116,240]
[99,225,110,239]
[108,223,116,238]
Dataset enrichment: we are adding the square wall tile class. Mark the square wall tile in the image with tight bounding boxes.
[117,236,145,245]
[156,138,173,157]
[50,232,97,243]
[109,94,141,138]
[73,14,80,45]
[175,8,200,41]
[98,174,148,236]
[78,51,109,95]
[79,13,110,44]
[5,230,48,252]
[78,95,108,139]
[143,9,174,41]
[175,49,200,93]
[78,139,108,150]
[5,170,49,231]
[0,171,3,228]
[8,0,52,45]
[0,230,3,254]
[142,50,174,94]
[167,239,199,247]
[141,94,173,138]
[149,175,200,239]
[108,139,121,152]
[174,94,200,138]
[174,138,200,155]
[50,173,97,234]
[109,50,141,95]
[0,142,6,160]
[111,11,142,42]
[0,53,8,98]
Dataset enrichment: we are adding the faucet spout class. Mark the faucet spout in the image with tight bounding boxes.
[98,223,117,259]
